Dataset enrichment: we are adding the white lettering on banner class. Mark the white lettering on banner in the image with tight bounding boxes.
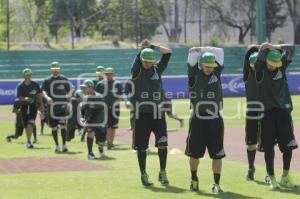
[0,89,15,96]
[222,76,245,93]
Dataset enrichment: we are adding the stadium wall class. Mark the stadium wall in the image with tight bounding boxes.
[1,74,300,105]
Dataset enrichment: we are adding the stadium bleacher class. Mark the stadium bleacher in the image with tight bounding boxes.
[0,46,299,79]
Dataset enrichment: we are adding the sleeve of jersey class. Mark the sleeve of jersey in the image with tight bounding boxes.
[243,47,258,81]
[187,51,200,66]
[157,53,171,74]
[16,85,22,98]
[255,49,268,73]
[200,47,224,66]
[131,52,142,79]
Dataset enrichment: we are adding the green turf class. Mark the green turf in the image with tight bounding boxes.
[0,96,300,199]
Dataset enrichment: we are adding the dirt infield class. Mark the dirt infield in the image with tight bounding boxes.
[0,157,107,174]
[115,125,300,171]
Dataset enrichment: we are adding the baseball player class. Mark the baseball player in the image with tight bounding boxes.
[42,62,72,153]
[255,42,298,190]
[93,66,106,86]
[80,80,107,159]
[16,68,44,148]
[130,39,171,186]
[66,90,84,142]
[243,45,262,180]
[38,97,48,136]
[95,67,122,149]
[185,47,225,194]
[6,98,38,143]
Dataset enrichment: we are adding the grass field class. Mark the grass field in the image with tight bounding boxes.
[0,96,300,199]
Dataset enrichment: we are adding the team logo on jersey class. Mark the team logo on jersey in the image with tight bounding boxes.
[56,84,65,90]
[272,70,283,80]
[29,90,37,95]
[151,72,159,80]
[215,149,225,157]
[157,136,167,144]
[208,75,218,84]
[287,140,298,147]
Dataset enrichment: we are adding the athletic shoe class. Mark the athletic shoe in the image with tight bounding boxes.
[54,145,60,153]
[33,139,38,144]
[99,148,105,158]
[190,180,199,191]
[179,119,184,128]
[246,168,255,181]
[88,152,96,160]
[6,136,11,143]
[212,184,224,194]
[107,142,114,150]
[62,144,68,152]
[265,175,271,184]
[141,172,153,186]
[270,176,280,190]
[26,142,34,149]
[158,170,169,185]
[280,175,298,188]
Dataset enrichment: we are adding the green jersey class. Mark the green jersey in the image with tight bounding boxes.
[16,80,42,104]
[67,98,80,128]
[95,79,123,109]
[255,49,293,111]
[42,75,71,114]
[82,92,105,127]
[188,64,223,114]
[131,51,171,113]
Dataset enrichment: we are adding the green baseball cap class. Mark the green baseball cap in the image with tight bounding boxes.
[267,49,282,68]
[80,79,94,89]
[23,68,32,76]
[104,67,114,74]
[75,90,83,98]
[51,61,60,70]
[249,52,258,68]
[141,48,156,63]
[199,52,218,67]
[96,66,105,73]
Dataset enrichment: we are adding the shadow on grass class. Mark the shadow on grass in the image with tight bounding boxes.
[254,180,300,196]
[109,146,132,151]
[95,155,116,161]
[32,147,51,150]
[145,184,186,193]
[196,191,262,199]
[55,151,83,155]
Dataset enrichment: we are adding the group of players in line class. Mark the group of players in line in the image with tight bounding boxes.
[5,39,298,194]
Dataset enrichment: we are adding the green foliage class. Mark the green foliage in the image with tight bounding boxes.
[97,0,160,41]
[266,0,288,42]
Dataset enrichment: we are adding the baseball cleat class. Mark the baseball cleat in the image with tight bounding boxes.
[26,142,34,149]
[246,168,255,181]
[265,175,271,184]
[190,180,199,192]
[88,152,96,160]
[280,175,298,188]
[6,136,12,143]
[141,172,153,186]
[62,144,68,152]
[158,170,169,185]
[270,176,280,190]
[54,145,60,153]
[212,184,224,194]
